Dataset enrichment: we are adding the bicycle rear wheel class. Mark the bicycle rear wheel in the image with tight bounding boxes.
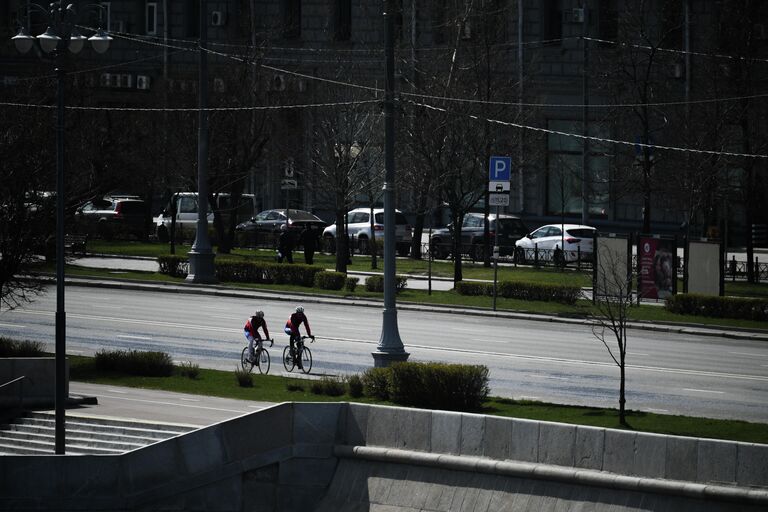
[282,346,295,372]
[257,348,270,374]
[300,346,312,374]
[241,347,254,374]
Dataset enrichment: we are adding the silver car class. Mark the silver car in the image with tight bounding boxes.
[514,224,596,264]
[322,207,412,256]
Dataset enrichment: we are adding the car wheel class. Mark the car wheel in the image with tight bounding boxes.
[157,226,169,243]
[471,243,486,262]
[430,239,448,260]
[514,247,526,264]
[358,237,370,255]
[324,235,336,254]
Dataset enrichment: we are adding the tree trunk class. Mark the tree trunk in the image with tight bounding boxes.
[452,212,464,283]
[334,209,347,273]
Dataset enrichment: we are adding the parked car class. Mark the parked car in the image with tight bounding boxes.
[235,209,326,247]
[155,192,257,243]
[429,213,529,260]
[322,208,412,256]
[74,195,147,240]
[514,223,596,264]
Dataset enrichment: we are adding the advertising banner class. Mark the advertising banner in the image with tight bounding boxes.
[639,237,676,299]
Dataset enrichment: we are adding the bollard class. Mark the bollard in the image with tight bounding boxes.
[534,243,539,267]
[730,256,737,282]
[577,246,581,269]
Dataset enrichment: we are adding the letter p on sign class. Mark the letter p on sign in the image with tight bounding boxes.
[489,156,511,182]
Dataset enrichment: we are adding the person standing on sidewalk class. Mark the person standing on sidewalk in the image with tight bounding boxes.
[300,225,317,265]
[277,226,294,263]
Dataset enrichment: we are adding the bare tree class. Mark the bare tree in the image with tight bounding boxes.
[589,240,633,425]
[311,75,382,273]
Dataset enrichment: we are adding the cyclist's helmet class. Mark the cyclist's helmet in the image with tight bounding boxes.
[254,310,264,319]
[295,306,304,313]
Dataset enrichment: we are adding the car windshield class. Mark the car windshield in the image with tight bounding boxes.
[567,228,595,237]
[118,202,144,214]
[374,212,408,224]
[288,210,319,221]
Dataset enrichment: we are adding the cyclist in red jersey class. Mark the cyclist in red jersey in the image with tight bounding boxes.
[284,306,313,369]
[244,311,270,363]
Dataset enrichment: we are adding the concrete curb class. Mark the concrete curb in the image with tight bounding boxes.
[46,274,768,343]
[335,445,768,506]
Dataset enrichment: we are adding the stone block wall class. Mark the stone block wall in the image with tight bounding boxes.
[0,358,68,408]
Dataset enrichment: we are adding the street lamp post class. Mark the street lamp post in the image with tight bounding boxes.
[185,0,217,284]
[13,1,111,455]
[373,0,409,367]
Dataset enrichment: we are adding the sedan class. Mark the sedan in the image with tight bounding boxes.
[235,209,326,246]
[514,224,596,264]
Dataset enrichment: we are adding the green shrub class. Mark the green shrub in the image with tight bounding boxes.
[388,362,490,411]
[665,294,768,321]
[286,382,305,392]
[361,367,391,400]
[347,374,364,398]
[314,271,346,290]
[234,367,253,387]
[455,280,580,305]
[157,255,189,278]
[310,380,324,394]
[214,260,323,287]
[365,275,408,293]
[454,282,488,296]
[177,361,200,380]
[94,349,174,377]
[345,277,359,293]
[0,337,46,357]
[311,376,346,396]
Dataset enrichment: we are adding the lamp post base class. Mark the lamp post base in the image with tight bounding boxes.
[371,349,410,368]
[186,250,217,284]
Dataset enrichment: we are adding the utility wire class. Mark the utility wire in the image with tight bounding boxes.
[407,99,768,159]
[582,36,768,65]
[0,99,380,112]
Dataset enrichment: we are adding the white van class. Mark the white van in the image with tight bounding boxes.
[155,192,258,242]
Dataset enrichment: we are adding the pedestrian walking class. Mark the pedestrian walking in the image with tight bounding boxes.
[300,225,317,265]
[277,226,294,264]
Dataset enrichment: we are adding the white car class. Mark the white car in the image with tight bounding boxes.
[323,207,412,256]
[514,224,596,264]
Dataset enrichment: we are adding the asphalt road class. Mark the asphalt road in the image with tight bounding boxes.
[2,284,767,423]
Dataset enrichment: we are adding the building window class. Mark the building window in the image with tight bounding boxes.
[335,0,351,41]
[546,120,610,216]
[98,2,111,31]
[186,0,199,38]
[146,2,158,35]
[597,3,617,43]
[542,0,562,41]
[283,0,301,40]
[432,0,447,44]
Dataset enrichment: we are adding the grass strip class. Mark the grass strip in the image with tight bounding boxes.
[69,356,768,444]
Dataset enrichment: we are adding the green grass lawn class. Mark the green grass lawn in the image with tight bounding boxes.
[68,356,768,444]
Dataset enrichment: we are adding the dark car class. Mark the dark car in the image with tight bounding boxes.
[235,209,326,247]
[74,196,147,240]
[429,213,528,260]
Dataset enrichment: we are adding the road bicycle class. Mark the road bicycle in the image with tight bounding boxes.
[241,338,273,374]
[283,336,313,374]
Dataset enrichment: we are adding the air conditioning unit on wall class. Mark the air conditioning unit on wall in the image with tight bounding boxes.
[211,11,226,26]
[136,75,151,90]
[271,74,286,91]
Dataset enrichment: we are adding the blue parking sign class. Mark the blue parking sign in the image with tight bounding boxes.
[489,156,511,182]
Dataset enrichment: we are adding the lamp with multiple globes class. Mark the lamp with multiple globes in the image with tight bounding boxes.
[10,1,111,455]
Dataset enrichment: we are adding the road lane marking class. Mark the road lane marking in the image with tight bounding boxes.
[87,393,249,414]
[180,398,199,402]
[0,322,26,328]
[91,305,123,309]
[729,352,768,358]
[629,352,648,356]
[107,389,128,394]
[68,350,83,354]
[644,408,669,414]
[683,388,725,394]
[116,335,153,340]
[17,310,768,384]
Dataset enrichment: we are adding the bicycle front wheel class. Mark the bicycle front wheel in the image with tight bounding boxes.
[257,348,270,374]
[300,346,312,374]
[241,347,254,374]
[282,346,295,372]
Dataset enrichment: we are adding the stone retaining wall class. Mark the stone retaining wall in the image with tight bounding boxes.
[0,358,68,408]
[0,402,765,511]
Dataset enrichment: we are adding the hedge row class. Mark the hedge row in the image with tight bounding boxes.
[157,256,323,287]
[455,280,581,305]
[665,293,768,321]
[365,275,408,293]
[94,349,174,377]
[361,361,489,412]
[0,337,46,357]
